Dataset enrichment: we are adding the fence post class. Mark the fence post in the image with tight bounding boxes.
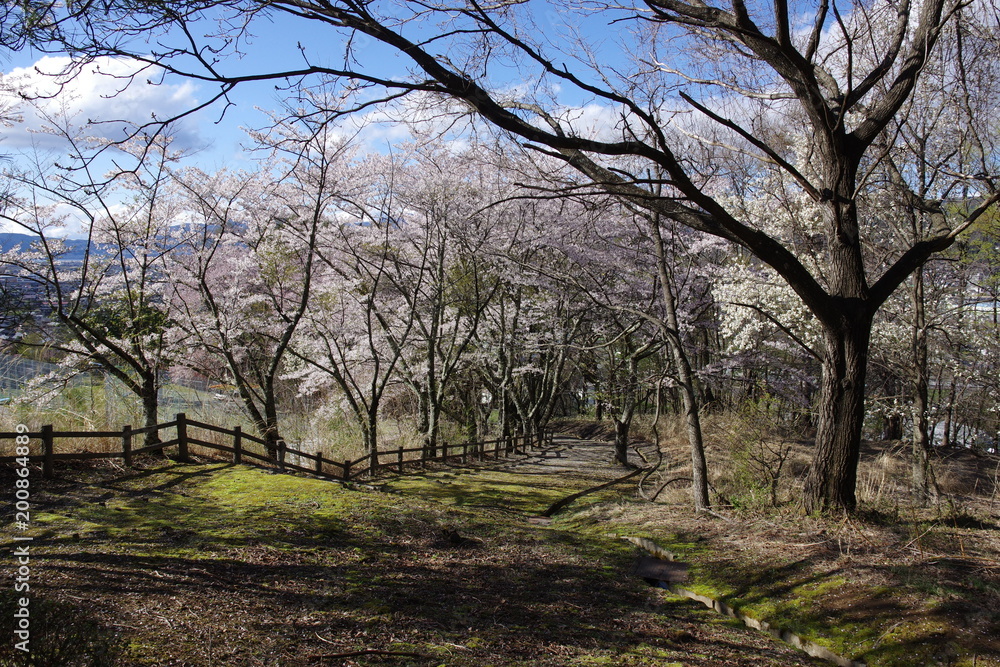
[41,425,53,479]
[233,426,242,464]
[176,413,190,462]
[122,425,133,467]
[277,440,286,472]
[397,447,404,473]
[462,442,468,465]
[343,459,351,482]
[442,442,448,462]
[315,450,323,475]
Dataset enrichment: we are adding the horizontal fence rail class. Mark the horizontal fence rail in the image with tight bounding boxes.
[0,413,555,482]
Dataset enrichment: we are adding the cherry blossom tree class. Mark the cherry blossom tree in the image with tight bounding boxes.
[288,152,418,463]
[169,112,357,457]
[0,123,182,443]
[379,144,509,455]
[572,271,664,469]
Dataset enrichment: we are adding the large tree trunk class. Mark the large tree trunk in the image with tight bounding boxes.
[803,312,872,513]
[802,153,875,513]
[613,415,633,466]
[140,372,160,448]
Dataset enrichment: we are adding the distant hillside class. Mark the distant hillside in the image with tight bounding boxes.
[0,233,92,263]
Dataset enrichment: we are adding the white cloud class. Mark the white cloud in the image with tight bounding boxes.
[0,56,203,153]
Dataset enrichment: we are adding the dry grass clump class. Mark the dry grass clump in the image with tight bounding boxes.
[631,410,1000,524]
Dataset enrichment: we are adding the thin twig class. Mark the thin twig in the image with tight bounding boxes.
[649,476,693,502]
[310,636,430,661]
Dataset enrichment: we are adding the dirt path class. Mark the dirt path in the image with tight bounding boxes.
[497,435,655,478]
[379,435,659,516]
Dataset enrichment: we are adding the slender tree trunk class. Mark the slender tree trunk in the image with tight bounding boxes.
[803,313,872,513]
[426,398,441,458]
[499,387,512,441]
[649,215,710,510]
[365,408,379,472]
[911,267,931,504]
[414,387,435,458]
[675,353,710,510]
[260,383,281,460]
[941,379,956,448]
[475,388,490,441]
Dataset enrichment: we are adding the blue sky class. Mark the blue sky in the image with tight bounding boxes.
[1,8,415,167]
[0,3,650,238]
[1,3,638,171]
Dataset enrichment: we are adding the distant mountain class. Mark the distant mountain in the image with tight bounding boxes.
[0,233,93,264]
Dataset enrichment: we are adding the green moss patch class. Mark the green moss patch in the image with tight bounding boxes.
[622,525,1000,667]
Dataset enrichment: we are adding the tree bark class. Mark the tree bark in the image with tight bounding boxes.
[941,377,956,448]
[676,355,710,511]
[613,418,629,465]
[263,389,281,460]
[364,406,380,472]
[803,311,872,513]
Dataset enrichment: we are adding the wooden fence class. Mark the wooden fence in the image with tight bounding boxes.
[0,413,554,482]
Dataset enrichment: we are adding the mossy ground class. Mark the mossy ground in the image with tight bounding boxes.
[0,455,824,666]
[582,496,1000,667]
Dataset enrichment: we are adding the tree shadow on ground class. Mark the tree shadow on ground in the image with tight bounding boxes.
[6,460,828,666]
